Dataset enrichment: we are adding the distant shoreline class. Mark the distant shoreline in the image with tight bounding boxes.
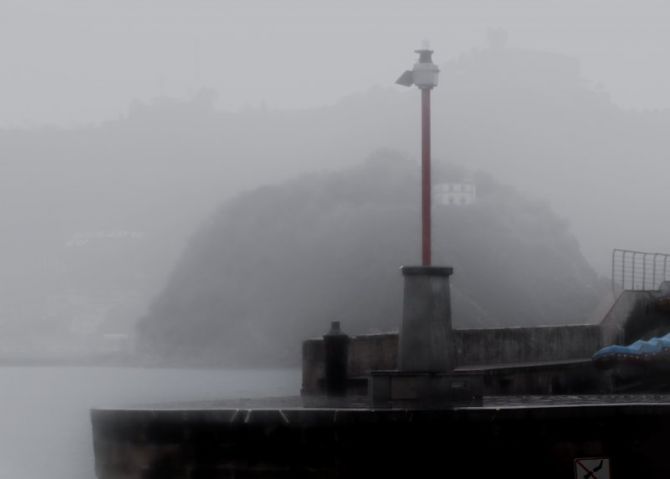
[0,354,298,369]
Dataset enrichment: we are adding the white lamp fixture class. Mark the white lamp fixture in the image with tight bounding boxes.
[396,49,440,90]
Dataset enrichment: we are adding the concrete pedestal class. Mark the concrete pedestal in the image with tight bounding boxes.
[398,266,454,372]
[367,266,476,408]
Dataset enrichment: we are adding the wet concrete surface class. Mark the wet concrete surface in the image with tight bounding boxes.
[92,394,670,478]
[125,393,670,410]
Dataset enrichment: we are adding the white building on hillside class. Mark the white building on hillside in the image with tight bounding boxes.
[434,181,477,206]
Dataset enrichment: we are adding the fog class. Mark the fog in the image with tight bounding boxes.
[3,1,670,125]
[0,1,668,362]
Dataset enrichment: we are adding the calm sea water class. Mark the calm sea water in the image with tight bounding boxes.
[0,367,300,479]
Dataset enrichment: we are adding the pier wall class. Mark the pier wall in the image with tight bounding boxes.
[302,289,666,395]
[454,324,602,365]
[302,325,603,394]
[302,333,397,395]
[92,403,670,478]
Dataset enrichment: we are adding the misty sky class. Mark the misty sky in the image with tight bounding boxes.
[1,0,669,126]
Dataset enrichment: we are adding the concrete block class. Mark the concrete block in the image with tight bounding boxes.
[399,266,455,372]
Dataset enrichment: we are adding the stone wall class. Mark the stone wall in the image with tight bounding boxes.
[302,333,398,395]
[302,325,604,394]
[301,288,670,396]
[453,324,602,366]
[347,333,398,376]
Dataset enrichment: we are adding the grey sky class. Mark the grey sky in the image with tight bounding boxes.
[1,0,669,126]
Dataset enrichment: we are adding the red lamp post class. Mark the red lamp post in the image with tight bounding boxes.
[397,48,440,266]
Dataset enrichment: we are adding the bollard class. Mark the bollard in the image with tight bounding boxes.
[323,321,350,396]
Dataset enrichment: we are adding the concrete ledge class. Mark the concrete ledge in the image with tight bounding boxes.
[92,400,670,478]
[458,359,611,395]
[454,324,602,365]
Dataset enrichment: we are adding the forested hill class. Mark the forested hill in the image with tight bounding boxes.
[137,152,606,366]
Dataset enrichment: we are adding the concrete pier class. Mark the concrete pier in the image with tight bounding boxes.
[91,396,670,478]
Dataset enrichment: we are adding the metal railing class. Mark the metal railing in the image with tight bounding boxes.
[611,248,670,294]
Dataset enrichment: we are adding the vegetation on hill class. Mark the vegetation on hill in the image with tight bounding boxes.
[137,152,606,366]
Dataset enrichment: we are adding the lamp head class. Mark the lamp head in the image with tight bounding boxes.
[396,47,439,90]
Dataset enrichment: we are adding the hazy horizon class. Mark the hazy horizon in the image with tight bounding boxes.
[2,0,670,127]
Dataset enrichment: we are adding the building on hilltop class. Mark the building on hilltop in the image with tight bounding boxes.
[434,181,477,206]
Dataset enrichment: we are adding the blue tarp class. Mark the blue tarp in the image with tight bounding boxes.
[593,332,670,364]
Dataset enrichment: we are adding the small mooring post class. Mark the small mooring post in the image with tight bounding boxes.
[323,321,350,396]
